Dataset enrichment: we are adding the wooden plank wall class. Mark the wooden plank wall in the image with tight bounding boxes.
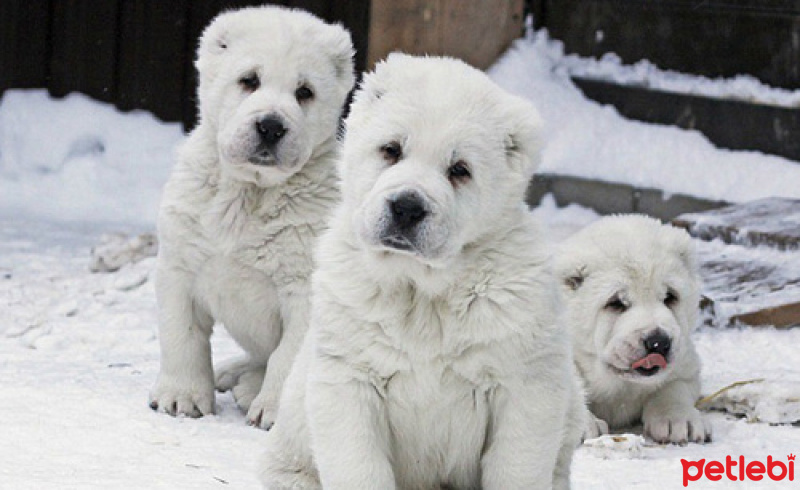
[573,77,800,162]
[367,0,524,70]
[0,0,370,130]
[533,0,800,163]
[0,2,51,91]
[536,0,800,90]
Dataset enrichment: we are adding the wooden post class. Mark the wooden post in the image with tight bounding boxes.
[367,0,525,70]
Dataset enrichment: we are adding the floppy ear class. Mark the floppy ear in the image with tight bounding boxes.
[351,52,413,108]
[562,265,588,292]
[552,246,589,294]
[195,11,233,77]
[351,69,382,108]
[668,225,701,282]
[677,244,699,275]
[345,54,396,130]
[321,22,355,83]
[504,96,544,179]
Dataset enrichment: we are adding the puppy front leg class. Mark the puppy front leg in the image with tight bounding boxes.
[247,284,309,429]
[482,384,566,490]
[574,371,608,440]
[643,378,711,444]
[150,268,215,417]
[307,362,396,490]
[582,407,610,440]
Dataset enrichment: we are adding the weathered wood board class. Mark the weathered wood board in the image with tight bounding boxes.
[367,0,524,70]
[674,198,800,251]
[674,199,800,328]
[694,238,800,328]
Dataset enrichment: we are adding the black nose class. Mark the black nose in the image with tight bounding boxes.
[256,116,287,146]
[389,193,428,229]
[643,332,671,357]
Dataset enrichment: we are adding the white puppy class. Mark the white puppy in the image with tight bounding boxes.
[554,215,711,444]
[149,6,355,429]
[261,53,583,490]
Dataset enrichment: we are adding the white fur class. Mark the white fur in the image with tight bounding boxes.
[554,215,712,444]
[261,54,583,490]
[149,6,355,429]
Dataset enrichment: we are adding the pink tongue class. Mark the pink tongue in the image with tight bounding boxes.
[631,353,667,370]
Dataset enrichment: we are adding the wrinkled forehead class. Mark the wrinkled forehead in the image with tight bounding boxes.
[221,30,329,80]
[352,91,506,150]
[592,257,689,297]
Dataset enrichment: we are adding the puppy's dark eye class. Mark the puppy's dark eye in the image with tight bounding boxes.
[380,142,402,164]
[447,161,471,184]
[604,296,628,313]
[664,289,679,307]
[239,73,260,92]
[295,85,314,102]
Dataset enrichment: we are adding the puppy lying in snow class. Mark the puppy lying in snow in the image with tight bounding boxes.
[261,53,583,490]
[554,215,711,444]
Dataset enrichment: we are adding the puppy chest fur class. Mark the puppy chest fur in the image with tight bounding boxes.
[580,367,657,428]
[305,237,572,489]
[383,360,489,489]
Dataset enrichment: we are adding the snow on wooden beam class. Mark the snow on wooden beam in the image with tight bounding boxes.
[673,198,800,251]
[674,199,800,328]
[696,241,800,328]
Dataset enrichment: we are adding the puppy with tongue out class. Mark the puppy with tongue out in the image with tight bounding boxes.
[554,215,711,445]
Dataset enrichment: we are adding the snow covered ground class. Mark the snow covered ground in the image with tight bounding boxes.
[0,90,183,225]
[0,218,265,488]
[2,207,800,489]
[2,26,800,490]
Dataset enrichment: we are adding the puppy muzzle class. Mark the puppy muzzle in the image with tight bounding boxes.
[631,330,672,377]
[378,190,430,253]
[248,114,289,166]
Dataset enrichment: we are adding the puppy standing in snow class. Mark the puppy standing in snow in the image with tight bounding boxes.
[554,215,711,444]
[149,6,355,429]
[262,54,583,490]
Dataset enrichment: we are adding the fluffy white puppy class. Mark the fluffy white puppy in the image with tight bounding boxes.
[149,6,355,429]
[261,53,583,490]
[554,215,711,444]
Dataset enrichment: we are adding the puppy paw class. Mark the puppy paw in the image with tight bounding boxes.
[247,391,279,430]
[215,357,262,393]
[583,413,610,441]
[227,366,266,412]
[149,377,215,418]
[644,408,711,444]
[215,368,241,393]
